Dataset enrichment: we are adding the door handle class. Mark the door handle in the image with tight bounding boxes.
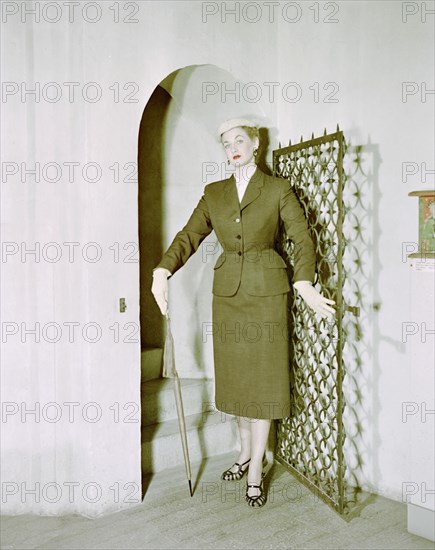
[343,303,360,316]
[320,287,360,317]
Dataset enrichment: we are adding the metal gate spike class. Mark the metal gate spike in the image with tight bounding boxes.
[311,132,314,139]
[323,128,327,135]
[336,123,340,131]
[300,135,303,142]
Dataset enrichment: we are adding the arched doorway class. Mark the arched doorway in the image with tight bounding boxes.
[138,63,269,377]
[137,64,270,485]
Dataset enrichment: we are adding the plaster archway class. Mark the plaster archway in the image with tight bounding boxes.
[138,64,271,378]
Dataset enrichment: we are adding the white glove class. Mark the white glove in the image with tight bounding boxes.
[293,280,336,319]
[151,268,171,316]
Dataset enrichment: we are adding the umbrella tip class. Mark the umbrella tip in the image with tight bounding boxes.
[189,480,193,497]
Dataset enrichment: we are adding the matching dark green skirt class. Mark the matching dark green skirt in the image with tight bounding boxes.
[212,286,291,420]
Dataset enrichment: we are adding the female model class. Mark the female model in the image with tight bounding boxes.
[151,118,335,507]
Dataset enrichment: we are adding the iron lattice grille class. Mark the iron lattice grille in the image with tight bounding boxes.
[273,129,348,514]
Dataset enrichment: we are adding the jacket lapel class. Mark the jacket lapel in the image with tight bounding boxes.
[240,167,264,211]
[221,168,264,213]
[223,175,241,214]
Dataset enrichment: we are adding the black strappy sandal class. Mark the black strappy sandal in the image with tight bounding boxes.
[245,474,267,508]
[221,458,251,481]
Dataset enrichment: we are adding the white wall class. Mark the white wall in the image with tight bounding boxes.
[408,265,435,534]
[1,0,280,517]
[1,0,433,516]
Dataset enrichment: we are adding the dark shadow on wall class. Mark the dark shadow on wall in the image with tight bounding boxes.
[257,127,273,176]
[138,85,172,350]
[138,84,172,501]
[340,139,382,519]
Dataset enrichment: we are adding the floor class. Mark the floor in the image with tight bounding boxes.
[1,452,433,550]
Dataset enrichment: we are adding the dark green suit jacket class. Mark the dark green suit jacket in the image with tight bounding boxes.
[155,168,316,297]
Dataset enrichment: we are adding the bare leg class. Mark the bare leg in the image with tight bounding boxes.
[247,418,271,497]
[227,416,251,473]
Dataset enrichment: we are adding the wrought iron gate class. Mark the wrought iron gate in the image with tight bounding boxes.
[273,126,356,515]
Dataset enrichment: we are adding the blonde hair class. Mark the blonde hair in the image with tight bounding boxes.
[240,125,259,142]
[241,125,261,159]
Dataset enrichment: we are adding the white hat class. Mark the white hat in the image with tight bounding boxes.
[218,117,259,137]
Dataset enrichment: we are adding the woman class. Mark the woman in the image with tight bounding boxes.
[151,118,335,507]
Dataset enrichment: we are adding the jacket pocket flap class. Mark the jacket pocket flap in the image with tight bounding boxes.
[214,254,226,269]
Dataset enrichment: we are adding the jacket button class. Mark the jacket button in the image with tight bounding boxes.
[235,218,240,223]
[237,252,242,256]
[236,235,241,239]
